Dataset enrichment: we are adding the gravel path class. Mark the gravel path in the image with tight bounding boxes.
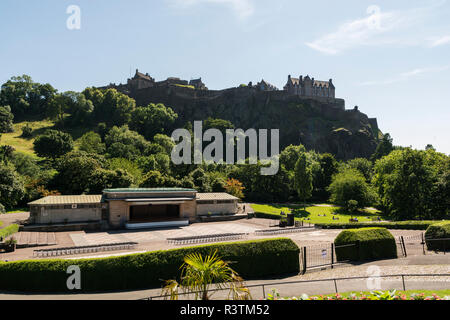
[298,264,450,282]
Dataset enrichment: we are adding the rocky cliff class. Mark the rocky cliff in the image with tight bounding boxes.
[119,85,380,160]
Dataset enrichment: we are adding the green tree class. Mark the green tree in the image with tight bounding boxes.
[105,125,150,160]
[108,158,143,186]
[313,153,338,200]
[130,103,178,140]
[371,133,394,162]
[0,165,25,209]
[328,168,376,210]
[280,144,306,172]
[153,134,175,155]
[52,152,104,194]
[346,158,373,182]
[33,130,74,159]
[0,75,56,119]
[78,132,106,154]
[0,105,14,133]
[0,145,15,164]
[203,117,235,135]
[294,153,313,209]
[83,87,136,126]
[373,148,448,220]
[90,169,134,194]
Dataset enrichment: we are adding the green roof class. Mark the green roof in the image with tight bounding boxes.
[103,188,197,193]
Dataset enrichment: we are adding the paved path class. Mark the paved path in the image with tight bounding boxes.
[0,255,448,300]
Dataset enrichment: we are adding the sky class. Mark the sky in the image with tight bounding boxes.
[0,0,449,154]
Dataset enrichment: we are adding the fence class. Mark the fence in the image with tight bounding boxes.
[33,242,138,257]
[254,226,315,236]
[299,243,356,274]
[396,234,449,257]
[144,273,450,300]
[167,233,248,245]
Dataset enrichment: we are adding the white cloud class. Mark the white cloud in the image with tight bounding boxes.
[360,65,450,86]
[429,35,450,47]
[306,3,446,55]
[167,0,254,19]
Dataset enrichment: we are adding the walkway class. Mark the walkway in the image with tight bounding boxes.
[0,255,448,300]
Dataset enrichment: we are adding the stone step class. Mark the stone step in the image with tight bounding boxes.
[17,232,30,246]
[29,232,38,246]
[38,232,47,246]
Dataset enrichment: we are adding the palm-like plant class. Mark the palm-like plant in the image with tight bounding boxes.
[162,250,251,301]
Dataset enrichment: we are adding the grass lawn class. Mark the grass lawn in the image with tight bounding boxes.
[251,203,383,224]
[0,120,54,157]
[4,207,29,214]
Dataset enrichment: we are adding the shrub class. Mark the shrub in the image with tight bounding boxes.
[0,238,300,293]
[334,227,397,262]
[317,221,443,230]
[0,203,5,214]
[425,221,450,251]
[21,124,33,138]
[0,224,19,240]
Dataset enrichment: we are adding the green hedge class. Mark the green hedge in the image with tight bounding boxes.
[0,224,19,240]
[0,238,300,293]
[254,212,280,220]
[425,221,450,251]
[317,221,444,230]
[334,228,397,262]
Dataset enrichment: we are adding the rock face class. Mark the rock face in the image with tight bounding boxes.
[118,85,380,160]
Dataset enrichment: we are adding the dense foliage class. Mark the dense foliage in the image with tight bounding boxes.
[0,238,299,292]
[334,227,397,261]
[0,74,448,221]
[317,220,444,230]
[0,224,19,239]
[425,221,450,251]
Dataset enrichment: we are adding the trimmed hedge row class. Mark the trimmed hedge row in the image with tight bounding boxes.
[0,224,19,239]
[334,228,397,262]
[0,238,300,293]
[317,221,445,230]
[425,221,450,251]
[254,212,281,220]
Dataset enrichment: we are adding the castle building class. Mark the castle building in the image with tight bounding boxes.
[189,78,208,90]
[256,79,278,91]
[127,69,156,90]
[284,75,335,98]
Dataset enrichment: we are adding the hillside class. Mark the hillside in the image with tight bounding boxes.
[119,85,381,160]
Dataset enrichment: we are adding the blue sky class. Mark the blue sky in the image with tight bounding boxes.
[1,0,449,154]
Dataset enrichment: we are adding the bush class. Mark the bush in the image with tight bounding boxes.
[317,221,443,230]
[425,221,450,251]
[21,124,33,138]
[0,203,5,214]
[0,238,300,293]
[0,224,19,240]
[334,227,397,262]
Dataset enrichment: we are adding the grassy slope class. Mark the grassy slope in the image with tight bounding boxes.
[251,203,381,224]
[0,120,90,157]
[0,120,54,157]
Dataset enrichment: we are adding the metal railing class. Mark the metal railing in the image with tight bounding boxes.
[33,242,138,257]
[143,273,450,300]
[254,226,315,236]
[167,233,248,245]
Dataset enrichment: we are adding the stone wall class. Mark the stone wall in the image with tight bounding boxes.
[30,205,102,224]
